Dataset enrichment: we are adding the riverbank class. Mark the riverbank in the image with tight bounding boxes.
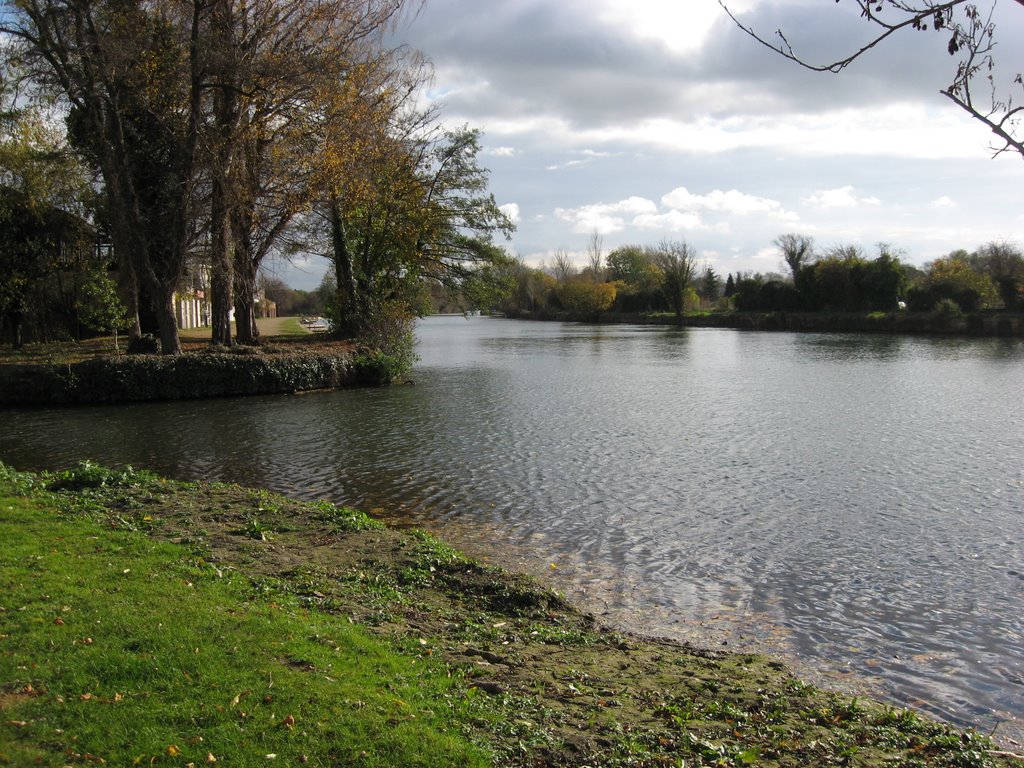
[1,462,1019,767]
[0,321,401,405]
[506,308,1024,337]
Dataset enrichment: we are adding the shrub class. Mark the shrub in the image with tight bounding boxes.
[48,460,159,491]
[554,281,617,317]
[931,298,964,321]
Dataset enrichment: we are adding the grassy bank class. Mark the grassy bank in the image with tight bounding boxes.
[1,463,1019,767]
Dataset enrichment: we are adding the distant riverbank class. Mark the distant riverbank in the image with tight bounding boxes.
[505,308,1024,337]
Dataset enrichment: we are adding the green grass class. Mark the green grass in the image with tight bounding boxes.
[0,493,491,767]
[275,316,311,336]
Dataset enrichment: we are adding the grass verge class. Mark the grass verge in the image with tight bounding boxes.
[1,461,1020,767]
[0,468,490,767]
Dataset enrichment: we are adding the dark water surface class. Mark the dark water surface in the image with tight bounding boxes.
[3,317,1023,738]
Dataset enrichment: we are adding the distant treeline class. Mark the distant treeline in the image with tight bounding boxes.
[260,275,333,318]
[490,236,1024,319]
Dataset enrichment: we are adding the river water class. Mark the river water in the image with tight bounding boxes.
[3,316,1023,738]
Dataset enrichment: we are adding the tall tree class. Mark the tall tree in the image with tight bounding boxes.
[720,1,1024,159]
[202,0,410,345]
[655,239,696,321]
[313,51,432,337]
[5,0,412,353]
[586,230,604,282]
[549,250,576,283]
[5,0,207,353]
[969,241,1024,308]
[0,69,98,346]
[606,244,662,312]
[313,45,513,343]
[775,233,815,283]
[724,272,736,298]
[699,265,722,301]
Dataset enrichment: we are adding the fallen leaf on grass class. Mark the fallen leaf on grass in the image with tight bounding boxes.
[167,744,181,756]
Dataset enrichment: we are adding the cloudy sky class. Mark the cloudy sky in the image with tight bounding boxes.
[276,0,1024,289]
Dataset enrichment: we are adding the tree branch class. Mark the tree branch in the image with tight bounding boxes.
[719,0,1023,160]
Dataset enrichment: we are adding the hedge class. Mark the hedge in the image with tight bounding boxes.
[0,348,390,406]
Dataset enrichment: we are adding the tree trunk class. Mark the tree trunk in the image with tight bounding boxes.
[207,0,240,347]
[210,180,234,346]
[155,287,181,355]
[231,179,259,344]
[233,254,259,344]
[118,252,143,343]
[329,197,359,334]
[9,308,24,349]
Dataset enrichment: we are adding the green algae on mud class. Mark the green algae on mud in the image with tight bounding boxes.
[1,461,1020,768]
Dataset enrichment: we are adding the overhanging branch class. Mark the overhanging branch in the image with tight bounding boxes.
[718,0,1023,160]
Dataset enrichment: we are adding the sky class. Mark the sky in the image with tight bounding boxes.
[271,0,1024,290]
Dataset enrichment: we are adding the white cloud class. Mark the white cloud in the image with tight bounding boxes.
[546,159,587,171]
[634,209,706,232]
[487,146,519,157]
[802,186,882,209]
[595,0,762,55]
[555,197,659,234]
[544,149,614,171]
[662,186,792,217]
[499,203,521,224]
[931,196,957,208]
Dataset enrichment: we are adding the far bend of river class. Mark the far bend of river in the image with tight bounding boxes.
[3,316,1024,739]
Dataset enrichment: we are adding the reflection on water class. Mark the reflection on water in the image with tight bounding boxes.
[2,316,1023,740]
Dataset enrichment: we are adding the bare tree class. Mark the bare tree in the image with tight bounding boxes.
[775,233,815,282]
[720,1,1024,159]
[824,243,866,261]
[549,249,577,282]
[586,230,604,282]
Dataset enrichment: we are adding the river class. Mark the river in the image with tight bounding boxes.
[3,316,1023,739]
